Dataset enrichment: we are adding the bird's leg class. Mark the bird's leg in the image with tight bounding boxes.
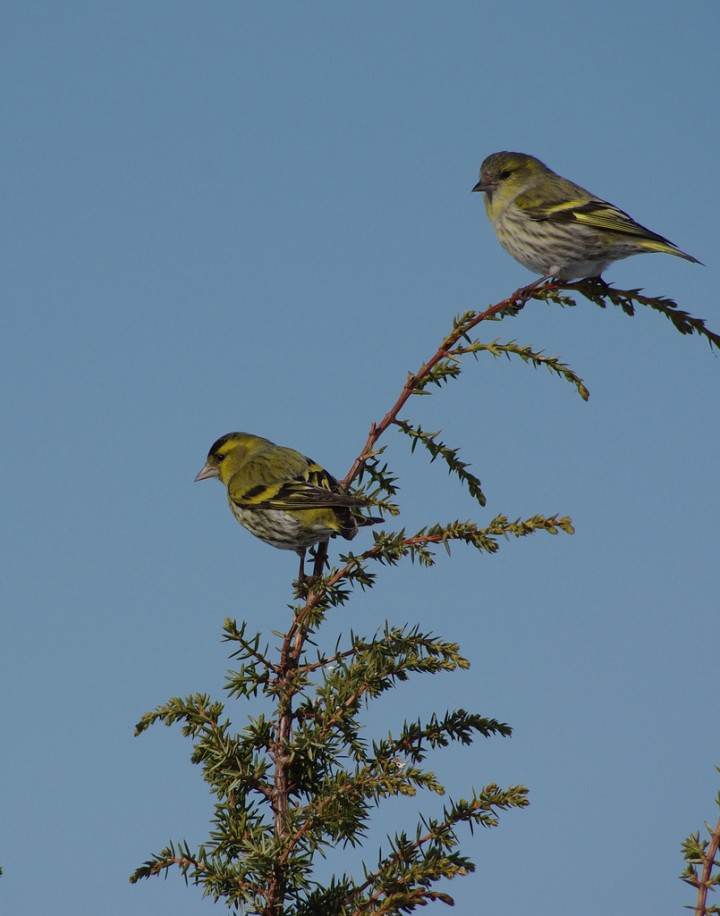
[311,540,329,579]
[507,275,552,313]
[294,542,330,588]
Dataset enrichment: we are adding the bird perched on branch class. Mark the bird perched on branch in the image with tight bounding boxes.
[472,151,700,281]
[195,432,381,579]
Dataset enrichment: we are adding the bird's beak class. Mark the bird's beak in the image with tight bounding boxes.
[472,177,491,193]
[194,462,219,482]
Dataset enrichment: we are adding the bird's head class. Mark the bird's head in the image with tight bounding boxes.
[195,432,263,486]
[472,151,547,213]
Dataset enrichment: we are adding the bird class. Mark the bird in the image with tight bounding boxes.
[472,151,700,281]
[195,432,381,579]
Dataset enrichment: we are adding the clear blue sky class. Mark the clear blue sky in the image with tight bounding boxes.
[2,2,718,914]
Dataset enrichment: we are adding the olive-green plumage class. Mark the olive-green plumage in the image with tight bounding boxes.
[472,151,700,280]
[195,432,380,577]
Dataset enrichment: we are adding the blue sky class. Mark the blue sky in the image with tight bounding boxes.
[2,2,718,913]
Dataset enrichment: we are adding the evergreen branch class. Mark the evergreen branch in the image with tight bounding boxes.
[281,777,372,859]
[408,357,462,392]
[285,757,449,861]
[130,839,208,884]
[390,710,512,757]
[289,512,574,632]
[681,769,720,915]
[341,287,543,492]
[394,419,487,506]
[368,514,574,567]
[300,645,363,675]
[221,619,276,698]
[348,785,529,913]
[352,453,401,516]
[534,279,720,351]
[134,695,274,801]
[297,625,453,678]
[449,338,590,401]
[281,749,450,862]
[134,693,226,738]
[223,618,275,671]
[291,627,472,775]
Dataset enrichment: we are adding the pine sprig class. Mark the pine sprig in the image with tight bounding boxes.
[452,338,590,401]
[353,452,401,517]
[408,358,463,393]
[393,419,487,506]
[134,693,226,739]
[347,786,529,913]
[681,768,720,914]
[222,619,276,697]
[342,287,562,492]
[385,710,512,760]
[130,839,209,884]
[534,279,720,351]
[288,510,574,633]
[362,514,574,568]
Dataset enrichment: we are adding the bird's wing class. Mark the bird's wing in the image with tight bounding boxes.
[228,447,366,511]
[526,196,674,243]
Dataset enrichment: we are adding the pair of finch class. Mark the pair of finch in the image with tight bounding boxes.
[198,153,699,571]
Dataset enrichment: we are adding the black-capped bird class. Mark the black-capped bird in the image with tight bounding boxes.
[195,432,381,579]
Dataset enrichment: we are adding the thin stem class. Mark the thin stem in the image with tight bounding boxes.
[694,813,720,916]
[341,281,539,491]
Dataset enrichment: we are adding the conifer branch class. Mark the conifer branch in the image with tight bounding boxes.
[681,769,720,915]
[346,786,529,913]
[534,279,720,350]
[341,287,559,491]
[449,338,590,400]
[393,419,487,506]
[134,272,720,913]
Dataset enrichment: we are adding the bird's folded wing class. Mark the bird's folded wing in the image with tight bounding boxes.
[228,451,366,511]
[529,198,669,242]
[231,479,367,511]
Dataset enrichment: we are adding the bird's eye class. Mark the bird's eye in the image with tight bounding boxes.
[499,169,512,180]
[216,452,226,463]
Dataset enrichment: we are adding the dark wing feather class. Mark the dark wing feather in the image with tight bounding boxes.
[229,448,367,511]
